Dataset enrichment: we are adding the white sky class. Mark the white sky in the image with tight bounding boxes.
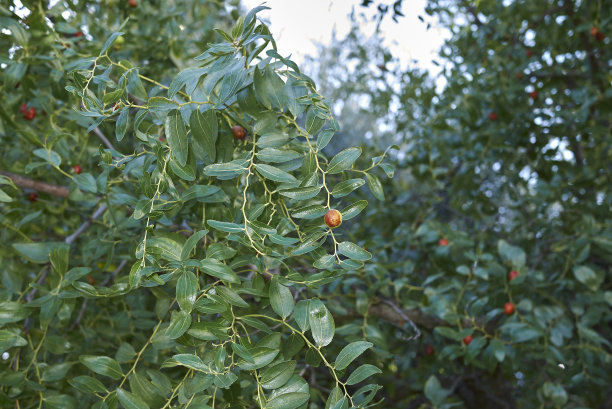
[242,0,448,73]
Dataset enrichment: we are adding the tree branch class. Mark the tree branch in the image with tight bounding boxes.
[0,172,69,198]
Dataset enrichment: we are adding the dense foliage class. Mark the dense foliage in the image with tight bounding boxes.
[308,0,612,407]
[1,1,611,409]
[1,1,393,409]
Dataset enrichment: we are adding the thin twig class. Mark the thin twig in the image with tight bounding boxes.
[100,259,128,287]
[65,204,107,244]
[92,127,115,151]
[69,299,88,331]
[380,298,421,340]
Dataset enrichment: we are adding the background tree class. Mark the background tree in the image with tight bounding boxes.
[307,0,612,407]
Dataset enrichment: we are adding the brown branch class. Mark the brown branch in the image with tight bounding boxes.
[0,172,69,198]
[100,259,128,287]
[92,127,115,151]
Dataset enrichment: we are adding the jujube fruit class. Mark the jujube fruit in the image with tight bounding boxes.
[439,238,449,246]
[462,335,473,345]
[28,193,38,202]
[508,270,519,281]
[23,107,36,121]
[73,165,82,174]
[232,125,246,140]
[504,302,515,315]
[324,209,342,228]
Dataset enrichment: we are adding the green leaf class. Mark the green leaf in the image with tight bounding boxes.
[231,342,255,363]
[165,310,192,339]
[73,173,98,193]
[198,259,241,283]
[181,230,208,261]
[337,241,372,261]
[258,131,291,148]
[292,204,327,219]
[305,106,326,135]
[176,271,198,312]
[12,241,65,264]
[203,161,248,178]
[79,355,123,380]
[147,96,179,112]
[165,109,188,167]
[279,185,322,200]
[331,178,365,198]
[325,387,346,409]
[327,147,361,174]
[33,148,62,167]
[41,362,72,382]
[181,185,222,202]
[169,67,207,98]
[49,244,70,275]
[260,361,297,390]
[0,301,29,324]
[117,388,150,409]
[573,265,602,291]
[254,163,297,183]
[424,375,449,407]
[100,31,123,54]
[147,237,182,261]
[497,240,526,267]
[335,341,373,370]
[190,108,217,164]
[308,298,334,347]
[316,129,334,151]
[257,148,301,163]
[294,300,310,332]
[346,364,382,385]
[365,173,384,201]
[237,347,279,370]
[266,392,310,409]
[115,106,129,141]
[269,276,294,319]
[68,376,108,394]
[215,286,249,307]
[0,330,27,353]
[340,200,368,221]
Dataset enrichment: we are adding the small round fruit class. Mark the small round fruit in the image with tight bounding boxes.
[504,302,515,315]
[516,72,524,80]
[86,275,95,285]
[529,90,538,100]
[19,103,28,114]
[231,125,246,140]
[115,35,125,46]
[23,107,36,120]
[73,164,82,174]
[128,0,138,7]
[489,112,498,121]
[595,32,605,41]
[462,335,473,345]
[28,193,38,202]
[425,345,434,356]
[526,49,533,57]
[590,26,600,37]
[439,238,449,246]
[508,270,519,281]
[324,209,342,229]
